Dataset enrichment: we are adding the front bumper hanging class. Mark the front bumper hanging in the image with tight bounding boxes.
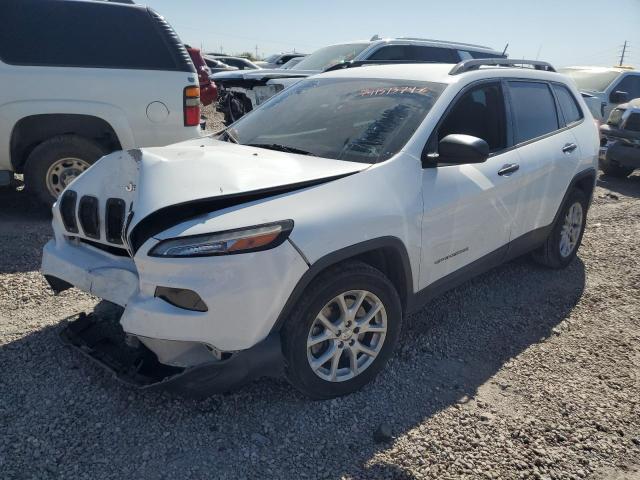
[60,312,284,398]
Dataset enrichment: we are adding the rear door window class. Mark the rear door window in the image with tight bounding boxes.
[552,84,583,125]
[508,81,560,143]
[0,0,178,70]
[368,45,458,63]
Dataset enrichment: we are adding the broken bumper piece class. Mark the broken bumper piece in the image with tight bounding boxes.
[60,313,284,398]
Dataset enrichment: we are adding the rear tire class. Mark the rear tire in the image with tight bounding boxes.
[600,158,634,178]
[532,189,588,269]
[24,135,105,206]
[281,261,402,399]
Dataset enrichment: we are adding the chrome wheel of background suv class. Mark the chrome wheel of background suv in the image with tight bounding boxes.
[306,290,387,382]
[45,157,91,198]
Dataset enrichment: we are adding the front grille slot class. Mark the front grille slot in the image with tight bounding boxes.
[78,196,100,239]
[105,198,126,244]
[60,191,78,233]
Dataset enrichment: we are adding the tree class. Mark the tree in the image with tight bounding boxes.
[235,51,258,61]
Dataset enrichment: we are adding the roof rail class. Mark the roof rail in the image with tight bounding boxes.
[449,59,556,75]
[324,59,438,72]
[396,37,493,50]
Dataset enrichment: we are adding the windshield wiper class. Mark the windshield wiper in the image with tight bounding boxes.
[221,129,239,144]
[246,143,316,156]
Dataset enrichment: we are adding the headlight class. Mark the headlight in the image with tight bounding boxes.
[148,220,293,258]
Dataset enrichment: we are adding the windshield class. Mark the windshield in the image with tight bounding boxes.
[225,78,445,163]
[558,68,621,92]
[292,43,369,71]
[264,54,279,63]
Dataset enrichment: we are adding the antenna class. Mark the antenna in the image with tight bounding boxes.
[619,40,628,66]
[535,44,542,60]
[501,43,509,56]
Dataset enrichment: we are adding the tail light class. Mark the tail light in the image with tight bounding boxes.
[184,85,200,127]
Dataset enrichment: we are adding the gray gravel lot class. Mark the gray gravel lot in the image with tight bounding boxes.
[0,118,639,478]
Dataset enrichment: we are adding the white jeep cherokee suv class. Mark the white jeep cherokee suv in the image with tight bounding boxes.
[0,0,201,205]
[42,59,598,399]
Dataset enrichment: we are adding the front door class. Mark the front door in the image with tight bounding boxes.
[420,81,520,290]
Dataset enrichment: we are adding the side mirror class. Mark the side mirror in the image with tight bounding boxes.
[610,90,629,104]
[429,134,490,167]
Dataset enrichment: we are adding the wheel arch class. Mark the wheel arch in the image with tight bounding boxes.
[10,114,122,173]
[273,237,414,332]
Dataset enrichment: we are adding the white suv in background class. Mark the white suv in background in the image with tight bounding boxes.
[559,66,640,122]
[42,59,598,399]
[0,0,201,205]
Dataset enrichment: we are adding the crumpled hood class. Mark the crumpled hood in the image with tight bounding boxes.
[211,68,318,83]
[62,136,368,252]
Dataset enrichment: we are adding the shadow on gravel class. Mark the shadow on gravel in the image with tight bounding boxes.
[597,171,640,199]
[0,183,52,274]
[0,254,586,478]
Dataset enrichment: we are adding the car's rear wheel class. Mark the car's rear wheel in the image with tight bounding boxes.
[24,135,105,206]
[600,158,634,178]
[281,261,402,399]
[532,189,588,269]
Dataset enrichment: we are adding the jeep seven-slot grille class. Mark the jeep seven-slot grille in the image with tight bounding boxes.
[78,196,100,239]
[61,192,128,252]
[105,198,126,244]
[60,191,78,233]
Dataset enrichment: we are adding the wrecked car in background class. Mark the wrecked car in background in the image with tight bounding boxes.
[599,98,640,177]
[255,52,307,69]
[559,66,640,122]
[212,37,506,124]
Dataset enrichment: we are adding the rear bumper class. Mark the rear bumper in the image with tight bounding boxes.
[60,312,283,398]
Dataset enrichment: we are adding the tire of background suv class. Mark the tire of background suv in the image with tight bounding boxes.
[532,189,588,269]
[600,158,634,178]
[24,135,106,206]
[281,261,402,399]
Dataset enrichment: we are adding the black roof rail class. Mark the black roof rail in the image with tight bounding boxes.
[449,59,556,75]
[324,59,438,72]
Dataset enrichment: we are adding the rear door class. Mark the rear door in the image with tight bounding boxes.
[419,80,520,289]
[506,80,580,236]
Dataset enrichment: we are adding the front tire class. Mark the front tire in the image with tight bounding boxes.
[24,135,105,206]
[532,189,588,269]
[281,261,402,399]
[600,157,634,178]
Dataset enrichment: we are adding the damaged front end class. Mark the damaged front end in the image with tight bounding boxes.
[61,311,283,398]
[213,70,312,123]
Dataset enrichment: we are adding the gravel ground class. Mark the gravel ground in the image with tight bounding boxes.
[0,125,639,478]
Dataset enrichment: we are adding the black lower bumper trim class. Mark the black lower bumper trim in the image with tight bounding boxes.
[60,312,284,398]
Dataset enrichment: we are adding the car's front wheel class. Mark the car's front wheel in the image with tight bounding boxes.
[282,261,402,399]
[600,157,634,178]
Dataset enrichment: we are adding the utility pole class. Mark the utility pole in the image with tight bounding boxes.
[619,40,628,66]
[255,44,258,60]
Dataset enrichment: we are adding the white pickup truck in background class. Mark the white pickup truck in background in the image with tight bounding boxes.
[0,0,201,205]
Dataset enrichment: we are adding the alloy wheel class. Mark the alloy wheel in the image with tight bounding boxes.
[559,201,583,257]
[306,290,387,382]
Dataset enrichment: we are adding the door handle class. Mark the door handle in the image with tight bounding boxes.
[562,143,577,153]
[498,163,520,176]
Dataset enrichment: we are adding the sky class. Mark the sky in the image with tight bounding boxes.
[144,0,640,69]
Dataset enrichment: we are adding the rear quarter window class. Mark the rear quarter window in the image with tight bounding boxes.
[0,0,181,71]
[552,84,583,125]
[508,81,559,144]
